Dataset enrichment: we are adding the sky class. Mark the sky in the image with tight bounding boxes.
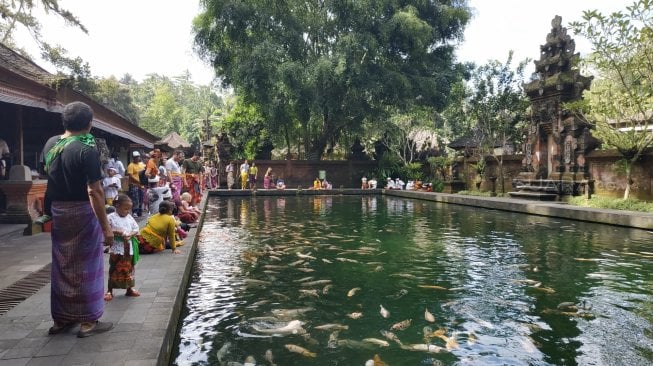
[17,0,630,86]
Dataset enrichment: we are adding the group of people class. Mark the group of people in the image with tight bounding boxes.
[225,160,286,190]
[41,101,201,339]
[361,176,378,189]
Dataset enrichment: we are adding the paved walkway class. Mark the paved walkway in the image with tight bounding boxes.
[0,190,651,366]
[0,197,203,366]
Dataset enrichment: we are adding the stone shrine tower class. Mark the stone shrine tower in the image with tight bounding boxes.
[520,16,596,182]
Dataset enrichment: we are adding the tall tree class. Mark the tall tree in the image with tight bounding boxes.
[569,0,653,199]
[454,52,530,193]
[193,0,471,160]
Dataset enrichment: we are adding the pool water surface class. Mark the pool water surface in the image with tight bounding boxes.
[173,195,653,365]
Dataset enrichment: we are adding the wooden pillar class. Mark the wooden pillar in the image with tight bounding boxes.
[16,106,24,165]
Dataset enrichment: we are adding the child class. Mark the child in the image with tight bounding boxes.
[102,167,121,205]
[105,194,140,301]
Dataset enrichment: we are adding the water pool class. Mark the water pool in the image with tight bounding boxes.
[173,195,653,365]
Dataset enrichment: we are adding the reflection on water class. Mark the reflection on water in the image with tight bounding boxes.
[173,196,653,365]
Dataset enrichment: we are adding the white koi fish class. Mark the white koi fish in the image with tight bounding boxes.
[362,338,390,347]
[379,304,390,318]
[347,287,361,297]
[425,308,435,323]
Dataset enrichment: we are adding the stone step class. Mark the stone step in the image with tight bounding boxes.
[508,191,558,201]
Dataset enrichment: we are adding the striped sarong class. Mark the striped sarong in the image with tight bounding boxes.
[50,201,104,323]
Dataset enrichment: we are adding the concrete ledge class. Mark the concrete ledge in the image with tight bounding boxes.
[384,190,653,230]
[207,188,380,196]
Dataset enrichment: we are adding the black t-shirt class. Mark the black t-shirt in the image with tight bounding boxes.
[42,135,103,201]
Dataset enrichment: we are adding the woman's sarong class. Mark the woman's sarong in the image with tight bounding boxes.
[227,171,234,189]
[51,201,104,323]
[185,174,202,205]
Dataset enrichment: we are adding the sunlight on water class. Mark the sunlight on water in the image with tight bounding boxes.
[173,196,653,366]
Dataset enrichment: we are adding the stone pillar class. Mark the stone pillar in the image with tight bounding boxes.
[0,165,47,234]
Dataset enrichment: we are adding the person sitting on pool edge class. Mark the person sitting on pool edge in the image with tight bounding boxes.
[137,201,181,254]
[276,178,286,190]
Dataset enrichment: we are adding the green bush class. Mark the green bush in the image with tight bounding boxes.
[566,196,653,213]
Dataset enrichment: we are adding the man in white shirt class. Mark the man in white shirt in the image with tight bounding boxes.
[106,153,125,178]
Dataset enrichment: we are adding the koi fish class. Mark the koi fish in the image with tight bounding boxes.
[425,308,435,323]
[301,279,332,287]
[418,285,448,290]
[401,343,443,353]
[297,252,317,260]
[380,330,403,346]
[362,338,390,347]
[347,287,361,297]
[322,284,333,294]
[252,320,306,335]
[380,305,390,318]
[391,319,412,331]
[284,344,316,358]
[314,323,349,331]
[299,289,319,298]
[347,312,363,319]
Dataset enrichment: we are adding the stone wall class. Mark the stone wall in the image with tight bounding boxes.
[471,149,653,200]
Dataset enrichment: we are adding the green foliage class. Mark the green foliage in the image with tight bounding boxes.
[373,152,403,181]
[194,0,471,159]
[222,100,268,160]
[427,156,452,180]
[1,0,91,83]
[91,76,139,122]
[457,190,507,197]
[404,162,423,180]
[467,52,530,156]
[130,73,222,143]
[566,195,653,213]
[569,0,653,198]
[431,178,445,192]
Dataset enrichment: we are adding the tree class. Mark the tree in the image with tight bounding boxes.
[1,0,92,83]
[130,73,223,143]
[193,0,471,160]
[569,0,653,199]
[91,76,140,122]
[462,52,530,193]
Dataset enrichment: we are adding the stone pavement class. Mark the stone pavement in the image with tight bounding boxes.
[0,198,203,366]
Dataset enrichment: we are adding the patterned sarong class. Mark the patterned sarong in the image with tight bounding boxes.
[51,201,104,323]
[108,253,135,289]
[185,174,202,205]
[171,175,183,201]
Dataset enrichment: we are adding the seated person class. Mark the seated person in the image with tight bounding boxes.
[321,179,332,190]
[395,178,405,190]
[406,180,415,190]
[137,201,181,254]
[386,177,395,189]
[313,177,322,190]
[175,192,200,224]
[276,178,286,190]
[368,177,377,189]
[361,176,368,189]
